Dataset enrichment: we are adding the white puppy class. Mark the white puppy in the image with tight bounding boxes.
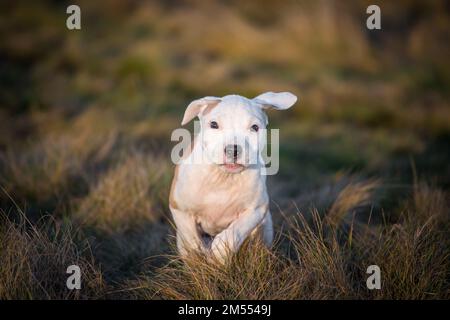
[169,92,297,263]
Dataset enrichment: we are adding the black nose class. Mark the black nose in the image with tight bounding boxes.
[224,144,242,159]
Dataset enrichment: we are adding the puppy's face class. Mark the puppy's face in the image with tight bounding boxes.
[200,96,267,173]
[182,92,297,174]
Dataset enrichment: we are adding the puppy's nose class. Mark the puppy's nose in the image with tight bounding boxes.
[224,144,242,160]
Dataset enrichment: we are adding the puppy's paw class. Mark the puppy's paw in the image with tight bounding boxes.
[210,234,233,265]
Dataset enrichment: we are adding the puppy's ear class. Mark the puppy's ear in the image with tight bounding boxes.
[181,97,221,125]
[253,91,297,110]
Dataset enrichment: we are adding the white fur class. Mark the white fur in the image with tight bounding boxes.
[169,92,297,263]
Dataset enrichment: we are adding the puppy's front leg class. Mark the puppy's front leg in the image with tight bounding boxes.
[210,204,268,264]
[171,207,203,257]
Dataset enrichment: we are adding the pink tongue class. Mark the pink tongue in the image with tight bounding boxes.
[225,163,240,169]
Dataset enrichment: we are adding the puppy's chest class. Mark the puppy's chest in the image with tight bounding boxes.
[194,190,246,235]
[177,172,257,235]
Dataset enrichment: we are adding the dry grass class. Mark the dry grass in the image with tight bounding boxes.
[0,205,107,299]
[358,183,450,299]
[0,116,118,207]
[123,182,449,300]
[75,152,170,233]
[0,160,448,299]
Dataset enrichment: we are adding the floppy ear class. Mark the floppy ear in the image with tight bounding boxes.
[181,96,221,125]
[252,91,297,110]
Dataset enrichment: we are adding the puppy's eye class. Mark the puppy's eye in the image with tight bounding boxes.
[250,124,259,132]
[210,121,219,129]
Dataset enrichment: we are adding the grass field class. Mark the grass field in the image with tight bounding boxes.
[0,0,449,299]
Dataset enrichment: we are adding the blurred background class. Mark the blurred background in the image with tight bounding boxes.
[0,0,449,299]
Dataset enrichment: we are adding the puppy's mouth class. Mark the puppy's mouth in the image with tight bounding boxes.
[220,163,245,173]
